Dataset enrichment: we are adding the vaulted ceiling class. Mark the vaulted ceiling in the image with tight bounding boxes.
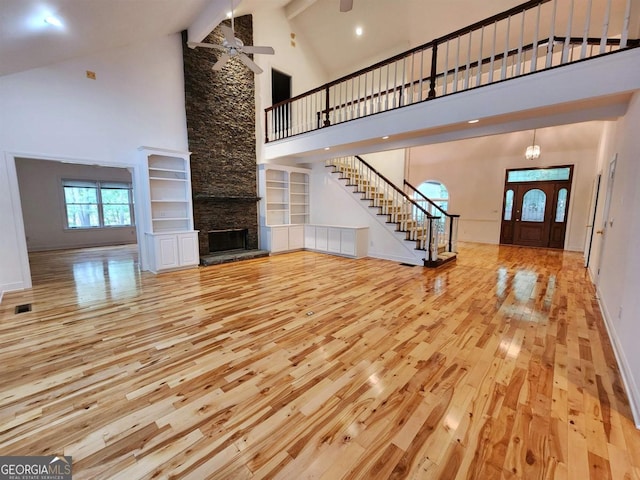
[0,0,523,78]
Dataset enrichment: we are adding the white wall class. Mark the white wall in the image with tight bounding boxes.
[406,124,602,250]
[15,158,136,251]
[0,33,189,295]
[361,149,406,189]
[253,7,329,164]
[309,162,424,265]
[592,91,640,425]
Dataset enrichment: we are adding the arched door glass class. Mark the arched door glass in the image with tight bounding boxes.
[521,189,546,222]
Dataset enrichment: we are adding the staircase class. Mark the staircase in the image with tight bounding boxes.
[325,156,458,267]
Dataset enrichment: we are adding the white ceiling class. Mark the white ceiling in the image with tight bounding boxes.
[0,0,523,78]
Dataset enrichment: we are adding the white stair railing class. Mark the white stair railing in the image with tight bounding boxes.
[326,156,443,264]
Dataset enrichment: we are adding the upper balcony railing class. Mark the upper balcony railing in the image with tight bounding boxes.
[265,0,639,143]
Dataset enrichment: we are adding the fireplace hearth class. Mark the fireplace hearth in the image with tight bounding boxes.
[209,228,248,253]
[201,228,269,266]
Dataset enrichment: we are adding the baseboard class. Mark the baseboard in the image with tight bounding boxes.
[367,252,423,266]
[596,287,640,429]
[27,240,137,252]
[0,281,27,304]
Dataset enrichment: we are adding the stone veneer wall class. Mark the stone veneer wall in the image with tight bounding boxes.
[182,16,259,256]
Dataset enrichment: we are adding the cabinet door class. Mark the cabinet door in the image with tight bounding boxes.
[154,235,179,270]
[315,227,328,251]
[271,227,290,252]
[289,225,304,250]
[340,229,356,256]
[328,228,341,253]
[178,233,199,266]
[304,225,316,249]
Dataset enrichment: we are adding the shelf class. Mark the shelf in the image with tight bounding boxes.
[149,176,187,182]
[152,217,190,221]
[260,165,310,229]
[151,199,189,203]
[149,167,185,173]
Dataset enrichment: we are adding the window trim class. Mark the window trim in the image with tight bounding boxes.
[505,165,574,184]
[62,179,135,230]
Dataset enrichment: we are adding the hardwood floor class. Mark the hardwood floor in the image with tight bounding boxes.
[1,243,638,479]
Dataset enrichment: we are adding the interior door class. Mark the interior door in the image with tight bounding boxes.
[512,183,555,247]
[271,69,292,137]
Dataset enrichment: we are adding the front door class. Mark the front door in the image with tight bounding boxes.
[500,166,573,249]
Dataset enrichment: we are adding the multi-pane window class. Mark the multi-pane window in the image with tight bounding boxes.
[416,181,449,213]
[63,180,134,229]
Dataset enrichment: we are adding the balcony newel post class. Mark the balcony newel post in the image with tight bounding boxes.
[324,85,331,126]
[428,40,438,99]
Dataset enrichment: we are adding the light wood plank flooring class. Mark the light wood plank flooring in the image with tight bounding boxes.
[1,243,638,479]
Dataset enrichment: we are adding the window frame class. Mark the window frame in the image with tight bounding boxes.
[62,179,135,230]
[415,180,449,215]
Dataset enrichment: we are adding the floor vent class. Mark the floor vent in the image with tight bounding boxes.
[399,263,417,267]
[15,304,32,314]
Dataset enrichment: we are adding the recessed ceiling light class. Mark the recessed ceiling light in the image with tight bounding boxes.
[382,135,389,139]
[468,119,480,124]
[324,147,330,150]
[355,26,363,36]
[44,15,63,27]
[226,11,233,18]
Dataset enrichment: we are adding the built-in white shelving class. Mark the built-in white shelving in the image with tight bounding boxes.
[258,164,310,253]
[138,147,199,273]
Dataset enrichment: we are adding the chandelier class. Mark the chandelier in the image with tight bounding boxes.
[525,129,540,160]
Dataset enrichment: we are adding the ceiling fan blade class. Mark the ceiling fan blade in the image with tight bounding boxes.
[212,53,231,71]
[242,45,275,55]
[238,53,263,74]
[220,24,237,45]
[188,41,227,52]
[340,0,353,12]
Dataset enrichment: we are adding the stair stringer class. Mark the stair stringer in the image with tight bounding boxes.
[319,165,426,266]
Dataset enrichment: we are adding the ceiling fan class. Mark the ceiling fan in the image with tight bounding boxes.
[340,0,354,12]
[188,2,274,74]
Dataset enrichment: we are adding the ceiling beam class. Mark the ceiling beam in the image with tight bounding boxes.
[188,0,241,44]
[284,0,318,20]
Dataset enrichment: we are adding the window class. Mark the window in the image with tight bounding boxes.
[415,180,449,214]
[507,167,571,183]
[555,188,568,222]
[63,180,134,229]
[504,189,514,220]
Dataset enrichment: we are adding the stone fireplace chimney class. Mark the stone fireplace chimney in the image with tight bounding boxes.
[181,16,259,257]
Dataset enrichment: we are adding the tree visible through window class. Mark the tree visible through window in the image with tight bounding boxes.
[63,180,134,228]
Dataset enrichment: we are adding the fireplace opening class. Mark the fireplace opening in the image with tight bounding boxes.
[208,229,248,253]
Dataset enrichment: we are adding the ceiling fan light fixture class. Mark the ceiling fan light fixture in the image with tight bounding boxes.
[188,1,275,75]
